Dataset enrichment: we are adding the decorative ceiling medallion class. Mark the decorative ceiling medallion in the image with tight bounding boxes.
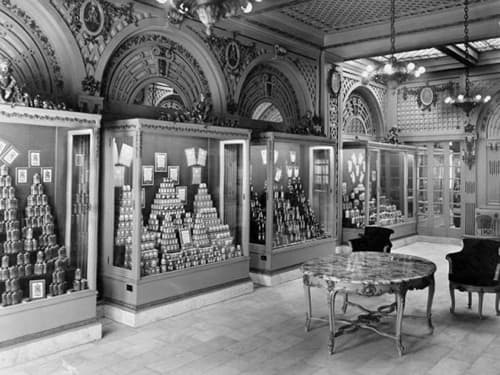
[418,86,435,111]
[329,68,341,97]
[80,0,105,37]
[225,40,241,72]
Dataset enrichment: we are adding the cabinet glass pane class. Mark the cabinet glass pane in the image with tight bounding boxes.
[69,133,91,284]
[250,144,267,244]
[311,147,333,236]
[342,148,366,228]
[432,150,445,218]
[379,150,404,226]
[368,150,377,225]
[112,136,135,270]
[449,141,461,229]
[139,134,243,277]
[222,143,244,247]
[407,153,415,219]
[417,152,428,220]
[271,142,329,248]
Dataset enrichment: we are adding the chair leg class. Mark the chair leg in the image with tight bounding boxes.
[449,285,455,314]
[467,292,472,309]
[496,293,500,316]
[342,293,349,314]
[478,291,484,319]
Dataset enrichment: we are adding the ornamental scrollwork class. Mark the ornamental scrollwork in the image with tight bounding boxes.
[400,81,456,112]
[63,0,137,43]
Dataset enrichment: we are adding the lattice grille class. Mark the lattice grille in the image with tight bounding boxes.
[293,58,317,107]
[279,0,483,33]
[397,87,463,134]
[398,78,500,135]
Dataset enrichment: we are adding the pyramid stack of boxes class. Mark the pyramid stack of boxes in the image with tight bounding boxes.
[0,166,86,307]
[139,179,242,276]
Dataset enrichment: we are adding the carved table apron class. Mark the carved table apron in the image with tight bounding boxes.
[301,252,436,356]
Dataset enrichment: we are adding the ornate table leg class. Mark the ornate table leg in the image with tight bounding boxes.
[395,291,406,356]
[426,275,435,333]
[328,290,338,355]
[303,276,312,332]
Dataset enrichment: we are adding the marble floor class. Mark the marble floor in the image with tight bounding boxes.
[4,241,500,375]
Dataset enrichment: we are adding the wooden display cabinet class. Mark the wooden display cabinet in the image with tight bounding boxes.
[100,119,251,324]
[341,141,418,242]
[0,105,101,347]
[249,132,336,285]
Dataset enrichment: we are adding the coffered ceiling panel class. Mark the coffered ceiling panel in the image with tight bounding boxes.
[278,0,483,33]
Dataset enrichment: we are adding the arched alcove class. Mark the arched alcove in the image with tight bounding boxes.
[101,32,211,113]
[0,1,68,100]
[237,63,300,129]
[97,20,227,114]
[342,86,384,139]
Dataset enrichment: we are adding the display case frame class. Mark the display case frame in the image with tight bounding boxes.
[0,104,101,347]
[100,119,252,316]
[341,141,418,242]
[249,132,336,284]
[413,141,465,238]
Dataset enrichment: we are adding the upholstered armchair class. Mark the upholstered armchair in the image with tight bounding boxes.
[349,226,394,253]
[446,238,500,319]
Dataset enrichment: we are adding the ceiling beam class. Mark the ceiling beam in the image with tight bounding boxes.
[436,44,479,66]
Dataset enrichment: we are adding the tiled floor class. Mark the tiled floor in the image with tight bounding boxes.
[4,242,500,375]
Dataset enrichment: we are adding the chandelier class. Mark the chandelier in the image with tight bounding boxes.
[444,0,491,115]
[362,0,425,89]
[156,0,262,35]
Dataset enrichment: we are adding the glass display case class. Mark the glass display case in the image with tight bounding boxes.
[341,141,417,241]
[100,119,251,314]
[414,142,464,237]
[249,132,335,282]
[0,105,101,345]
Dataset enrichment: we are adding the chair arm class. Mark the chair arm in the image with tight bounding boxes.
[383,245,390,253]
[445,255,454,275]
[445,252,467,274]
[494,263,500,282]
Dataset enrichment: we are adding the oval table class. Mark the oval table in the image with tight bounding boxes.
[301,252,436,356]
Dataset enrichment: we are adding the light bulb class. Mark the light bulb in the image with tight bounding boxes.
[383,63,393,74]
[156,0,168,3]
[415,71,421,78]
[255,0,263,2]
[417,66,426,74]
[362,71,369,78]
[407,62,415,71]
[241,1,253,13]
[475,94,482,101]
[444,96,452,104]
[457,94,464,102]
[484,95,491,102]
[366,64,375,73]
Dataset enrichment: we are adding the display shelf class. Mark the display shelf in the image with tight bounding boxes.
[341,141,418,242]
[100,119,251,319]
[0,104,101,349]
[249,132,335,284]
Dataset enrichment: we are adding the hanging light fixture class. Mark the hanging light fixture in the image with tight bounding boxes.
[362,0,425,89]
[156,0,262,36]
[444,0,491,115]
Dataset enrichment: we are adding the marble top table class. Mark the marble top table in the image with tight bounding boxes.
[301,252,436,356]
